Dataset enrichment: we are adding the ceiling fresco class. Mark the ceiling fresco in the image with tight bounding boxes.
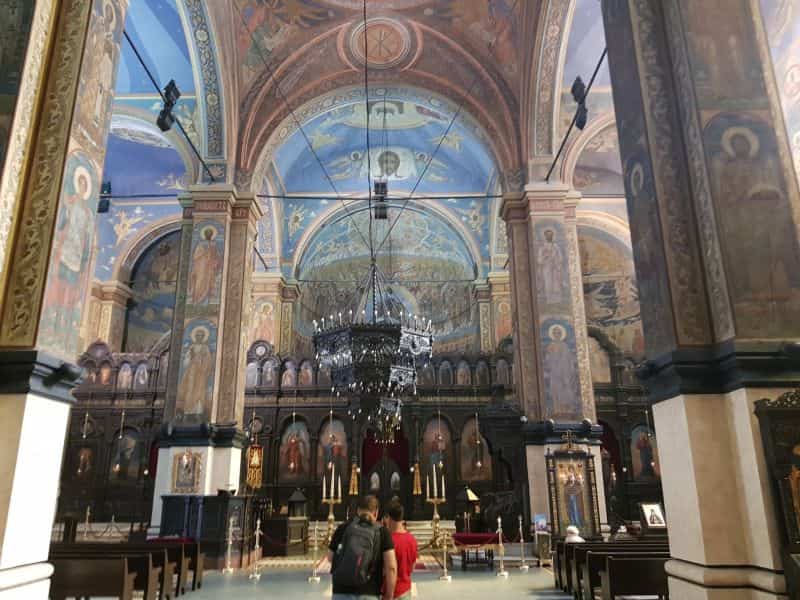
[293,204,480,349]
[116,0,195,95]
[235,0,523,93]
[271,95,498,195]
[572,124,624,196]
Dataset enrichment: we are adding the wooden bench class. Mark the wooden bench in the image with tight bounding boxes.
[569,543,668,597]
[561,542,666,595]
[50,545,168,600]
[599,556,669,599]
[51,540,204,596]
[50,556,138,600]
[580,550,669,600]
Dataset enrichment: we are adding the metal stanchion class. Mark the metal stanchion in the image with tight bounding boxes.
[308,521,321,583]
[496,516,508,578]
[82,506,91,540]
[250,518,263,581]
[439,532,452,582]
[518,515,529,572]
[222,517,235,575]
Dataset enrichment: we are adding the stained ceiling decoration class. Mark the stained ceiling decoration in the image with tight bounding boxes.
[264,88,499,195]
[226,0,540,185]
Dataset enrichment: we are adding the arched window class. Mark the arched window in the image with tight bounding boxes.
[123,231,181,353]
[245,362,259,388]
[438,361,453,386]
[496,359,510,385]
[456,360,471,386]
[281,361,297,387]
[475,361,490,386]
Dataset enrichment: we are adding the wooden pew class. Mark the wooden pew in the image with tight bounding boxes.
[562,542,666,595]
[569,543,667,597]
[49,556,138,600]
[51,540,203,596]
[579,550,669,600]
[599,556,669,599]
[50,547,165,600]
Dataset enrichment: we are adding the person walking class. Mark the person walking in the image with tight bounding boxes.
[384,501,417,600]
[328,495,397,600]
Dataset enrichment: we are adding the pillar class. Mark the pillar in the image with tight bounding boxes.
[151,185,261,528]
[279,282,300,356]
[95,281,132,351]
[0,1,127,597]
[601,0,800,596]
[250,272,284,349]
[475,283,493,353]
[502,182,605,532]
[488,271,512,349]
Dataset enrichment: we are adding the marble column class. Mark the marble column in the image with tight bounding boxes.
[0,2,128,598]
[502,182,603,532]
[152,184,261,528]
[602,0,800,596]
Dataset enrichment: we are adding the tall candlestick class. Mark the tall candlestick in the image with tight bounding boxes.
[331,461,336,499]
[433,464,438,498]
[441,474,446,500]
[427,475,430,500]
[337,475,342,500]
[323,474,327,500]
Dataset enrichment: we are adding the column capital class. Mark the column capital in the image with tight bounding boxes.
[473,282,491,302]
[100,280,133,305]
[281,281,301,302]
[522,181,571,215]
[500,192,527,223]
[231,192,263,226]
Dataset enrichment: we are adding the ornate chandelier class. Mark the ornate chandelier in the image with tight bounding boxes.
[313,257,433,443]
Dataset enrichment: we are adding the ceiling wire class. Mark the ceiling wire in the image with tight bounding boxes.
[231,2,371,251]
[362,0,374,262]
[122,31,216,183]
[373,0,520,255]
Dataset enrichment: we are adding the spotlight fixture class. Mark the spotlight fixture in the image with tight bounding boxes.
[97,180,111,213]
[571,76,588,130]
[373,180,388,219]
[156,79,181,132]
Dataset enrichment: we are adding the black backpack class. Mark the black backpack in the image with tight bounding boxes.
[331,518,382,588]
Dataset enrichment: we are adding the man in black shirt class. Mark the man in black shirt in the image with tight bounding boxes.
[328,495,397,600]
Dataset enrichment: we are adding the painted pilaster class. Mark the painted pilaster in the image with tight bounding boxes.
[95,281,132,352]
[501,192,543,419]
[488,271,511,350]
[279,283,300,356]
[215,193,262,425]
[475,283,493,354]
[153,185,258,529]
[250,272,284,349]
[602,0,800,596]
[0,2,128,597]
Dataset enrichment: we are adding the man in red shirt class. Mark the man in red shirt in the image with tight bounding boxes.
[384,501,417,600]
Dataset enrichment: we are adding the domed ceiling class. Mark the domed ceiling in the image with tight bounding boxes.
[270,93,498,195]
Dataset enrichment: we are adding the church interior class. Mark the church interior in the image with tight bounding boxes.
[1,0,800,598]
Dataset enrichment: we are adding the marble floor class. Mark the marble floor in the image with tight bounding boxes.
[182,567,570,599]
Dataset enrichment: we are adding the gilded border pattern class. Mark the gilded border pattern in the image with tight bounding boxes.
[661,0,734,341]
[182,0,224,159]
[0,0,93,346]
[630,0,711,345]
[533,0,570,157]
[0,0,57,313]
